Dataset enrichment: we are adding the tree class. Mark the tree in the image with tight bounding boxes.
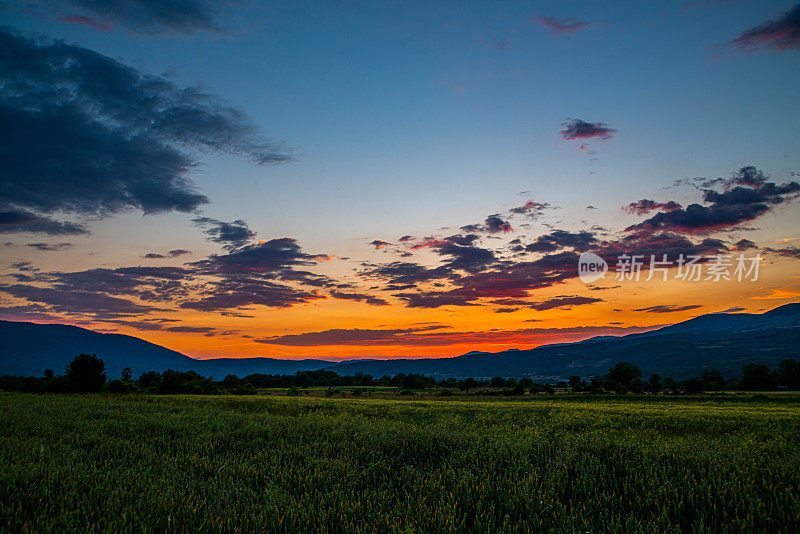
[647,373,662,393]
[684,377,703,394]
[604,362,641,393]
[629,377,644,394]
[121,367,133,382]
[295,372,313,388]
[741,363,777,391]
[700,369,725,391]
[568,376,583,392]
[777,359,800,390]
[138,371,161,392]
[459,377,479,393]
[518,377,534,392]
[663,377,677,393]
[65,354,106,392]
[588,376,604,392]
[491,376,506,388]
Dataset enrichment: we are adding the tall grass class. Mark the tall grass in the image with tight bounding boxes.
[1,393,798,532]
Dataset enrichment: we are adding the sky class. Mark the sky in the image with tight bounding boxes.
[1,0,799,361]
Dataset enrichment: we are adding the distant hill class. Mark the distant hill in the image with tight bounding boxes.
[325,304,800,380]
[2,304,799,381]
[0,321,332,378]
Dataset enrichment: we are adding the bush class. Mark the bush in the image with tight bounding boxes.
[108,379,138,394]
[66,354,106,392]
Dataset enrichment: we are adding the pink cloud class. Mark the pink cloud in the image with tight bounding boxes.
[58,15,111,32]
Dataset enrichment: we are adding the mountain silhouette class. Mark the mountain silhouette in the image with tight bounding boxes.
[1,303,798,380]
[325,304,800,379]
[0,321,332,379]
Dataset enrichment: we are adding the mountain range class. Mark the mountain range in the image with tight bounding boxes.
[0,321,332,378]
[2,303,799,381]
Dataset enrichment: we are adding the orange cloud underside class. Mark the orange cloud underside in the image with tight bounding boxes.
[98,261,800,361]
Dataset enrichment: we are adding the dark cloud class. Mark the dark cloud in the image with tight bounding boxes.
[0,29,289,233]
[192,217,256,250]
[597,231,729,263]
[528,296,603,311]
[484,214,513,233]
[1,236,353,316]
[364,233,496,288]
[43,266,195,303]
[763,246,800,259]
[190,238,330,277]
[179,279,323,311]
[627,167,800,234]
[624,199,682,215]
[725,4,800,53]
[255,324,657,347]
[387,231,728,309]
[526,230,598,253]
[0,210,88,236]
[434,242,497,274]
[532,16,594,35]
[100,317,234,336]
[370,240,392,249]
[718,307,746,313]
[255,325,446,346]
[490,299,532,306]
[461,215,512,234]
[731,239,757,251]
[509,200,549,217]
[360,261,450,286]
[393,251,580,308]
[633,305,703,313]
[0,283,163,319]
[163,325,217,334]
[26,242,73,252]
[178,238,337,310]
[560,119,616,141]
[329,291,389,306]
[55,0,233,36]
[703,166,769,189]
[144,249,192,259]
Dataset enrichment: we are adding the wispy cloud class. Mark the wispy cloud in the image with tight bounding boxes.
[532,15,595,35]
[633,304,703,313]
[56,0,234,36]
[724,4,800,53]
[561,119,617,141]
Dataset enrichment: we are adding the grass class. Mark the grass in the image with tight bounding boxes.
[1,393,799,532]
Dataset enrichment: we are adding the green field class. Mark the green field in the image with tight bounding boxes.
[1,393,799,532]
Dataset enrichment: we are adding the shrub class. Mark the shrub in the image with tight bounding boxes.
[65,354,106,392]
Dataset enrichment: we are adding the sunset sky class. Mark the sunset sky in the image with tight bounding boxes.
[1,0,799,360]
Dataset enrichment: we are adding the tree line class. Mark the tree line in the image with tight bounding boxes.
[1,354,799,395]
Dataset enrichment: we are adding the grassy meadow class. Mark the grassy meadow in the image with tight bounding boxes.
[1,392,799,532]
